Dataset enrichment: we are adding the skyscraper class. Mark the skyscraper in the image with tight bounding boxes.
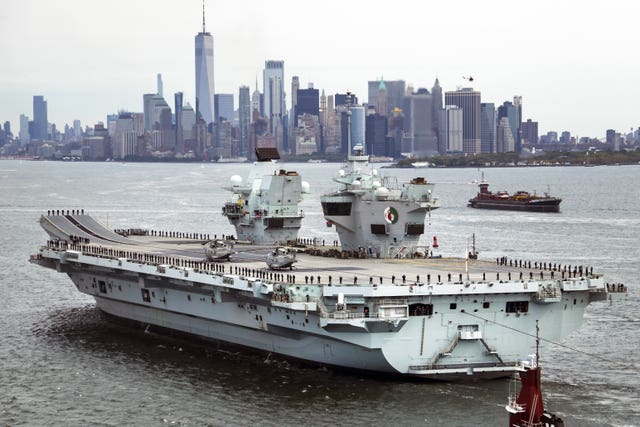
[513,95,522,152]
[32,95,48,140]
[367,79,405,115]
[238,86,250,156]
[521,119,538,145]
[174,92,184,153]
[294,87,319,127]
[438,106,463,153]
[403,88,437,157]
[157,73,163,97]
[263,60,285,132]
[444,88,481,154]
[497,101,518,152]
[497,117,515,152]
[365,113,388,156]
[19,114,30,145]
[480,103,496,153]
[431,78,442,145]
[195,5,215,125]
[214,94,234,123]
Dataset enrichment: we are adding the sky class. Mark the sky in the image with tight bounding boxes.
[1,0,639,138]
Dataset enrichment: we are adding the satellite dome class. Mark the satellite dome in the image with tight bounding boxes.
[351,180,361,189]
[375,186,389,199]
[301,181,311,194]
[229,175,242,186]
[339,169,345,177]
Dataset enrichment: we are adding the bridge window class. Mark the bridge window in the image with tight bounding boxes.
[370,224,387,235]
[322,202,352,216]
[405,223,424,235]
[506,301,529,313]
[265,218,284,228]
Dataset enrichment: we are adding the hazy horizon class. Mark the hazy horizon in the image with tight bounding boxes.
[1,0,638,138]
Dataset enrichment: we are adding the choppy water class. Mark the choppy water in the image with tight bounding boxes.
[1,160,638,426]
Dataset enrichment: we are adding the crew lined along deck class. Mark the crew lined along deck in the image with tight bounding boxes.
[38,212,615,287]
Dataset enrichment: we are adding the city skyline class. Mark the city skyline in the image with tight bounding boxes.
[1,0,639,138]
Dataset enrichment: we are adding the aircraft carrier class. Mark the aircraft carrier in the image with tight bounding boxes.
[29,114,627,380]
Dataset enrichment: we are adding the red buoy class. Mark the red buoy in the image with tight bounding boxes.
[432,236,439,248]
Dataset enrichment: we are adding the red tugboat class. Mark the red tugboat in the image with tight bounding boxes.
[506,323,564,427]
[468,174,561,213]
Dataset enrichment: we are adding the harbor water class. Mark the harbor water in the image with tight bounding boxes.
[1,160,638,426]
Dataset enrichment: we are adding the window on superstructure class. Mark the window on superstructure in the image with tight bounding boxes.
[370,224,387,235]
[98,280,107,294]
[409,303,433,316]
[321,202,352,216]
[449,303,457,310]
[265,218,284,229]
[405,223,424,235]
[141,289,151,303]
[506,301,529,313]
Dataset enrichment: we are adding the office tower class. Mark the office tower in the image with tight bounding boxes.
[521,119,538,145]
[497,117,515,152]
[606,129,616,144]
[112,112,134,159]
[365,113,388,156]
[294,87,319,127]
[143,94,154,131]
[350,105,365,152]
[560,131,571,144]
[497,101,519,152]
[195,5,215,125]
[367,79,405,115]
[263,60,285,132]
[319,90,327,127]
[403,88,437,157]
[431,78,442,144]
[32,95,48,140]
[291,76,299,113]
[157,73,163,97]
[238,86,250,156]
[214,93,234,122]
[377,80,388,116]
[251,77,262,117]
[444,88,481,154]
[389,107,404,157]
[181,103,196,144]
[19,114,30,145]
[174,92,184,152]
[144,94,171,132]
[438,106,463,153]
[513,95,522,152]
[294,114,320,155]
[480,103,496,153]
[73,120,82,138]
[131,113,144,135]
